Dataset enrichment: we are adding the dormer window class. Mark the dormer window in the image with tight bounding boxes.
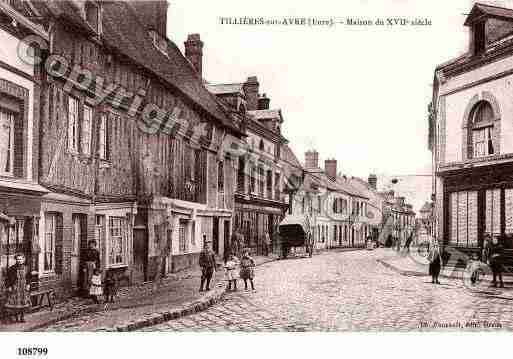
[85,2,101,34]
[473,21,486,55]
[150,30,168,56]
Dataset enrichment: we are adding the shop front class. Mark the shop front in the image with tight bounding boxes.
[442,162,513,269]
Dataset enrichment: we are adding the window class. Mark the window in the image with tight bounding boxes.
[471,101,495,158]
[68,97,79,152]
[82,105,93,155]
[485,189,501,238]
[85,2,100,33]
[237,158,245,192]
[266,170,272,198]
[108,217,127,266]
[473,21,486,55]
[0,109,14,175]
[449,191,478,247]
[218,161,224,192]
[179,220,187,253]
[258,166,264,197]
[249,166,256,194]
[98,113,108,160]
[274,173,280,200]
[43,213,56,272]
[259,139,264,151]
[95,215,103,247]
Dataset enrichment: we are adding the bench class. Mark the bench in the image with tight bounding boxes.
[30,289,55,311]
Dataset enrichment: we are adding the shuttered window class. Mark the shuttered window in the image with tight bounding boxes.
[485,189,501,237]
[98,113,108,160]
[81,105,93,155]
[68,97,79,152]
[449,191,478,247]
[0,109,14,175]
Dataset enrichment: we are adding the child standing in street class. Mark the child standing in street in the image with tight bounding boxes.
[240,251,256,291]
[224,254,239,291]
[104,271,117,303]
[89,268,103,304]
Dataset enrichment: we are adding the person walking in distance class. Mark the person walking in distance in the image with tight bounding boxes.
[240,250,256,291]
[487,235,504,288]
[427,239,442,284]
[199,235,216,292]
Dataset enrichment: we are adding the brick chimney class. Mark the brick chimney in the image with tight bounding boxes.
[325,159,337,179]
[243,76,259,111]
[130,1,168,35]
[305,150,319,169]
[258,93,270,110]
[368,174,377,190]
[184,34,204,78]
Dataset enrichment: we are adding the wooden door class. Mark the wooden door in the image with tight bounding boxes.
[223,220,230,260]
[212,217,219,255]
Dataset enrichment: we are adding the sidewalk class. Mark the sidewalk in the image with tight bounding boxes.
[376,249,513,298]
[0,255,278,332]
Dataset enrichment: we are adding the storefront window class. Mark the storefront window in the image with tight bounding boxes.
[0,109,14,175]
[450,191,478,247]
[43,213,56,272]
[108,217,127,266]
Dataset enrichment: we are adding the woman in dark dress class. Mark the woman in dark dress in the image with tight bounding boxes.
[428,239,442,284]
[5,253,31,323]
[488,236,504,288]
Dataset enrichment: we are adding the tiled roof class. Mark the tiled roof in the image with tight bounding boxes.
[248,109,282,121]
[205,83,244,95]
[38,1,242,135]
[282,145,302,170]
[464,3,513,26]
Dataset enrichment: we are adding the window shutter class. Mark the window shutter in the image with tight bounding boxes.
[13,111,24,177]
[107,113,112,160]
[54,214,64,275]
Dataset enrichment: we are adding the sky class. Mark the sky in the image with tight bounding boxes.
[167,0,512,179]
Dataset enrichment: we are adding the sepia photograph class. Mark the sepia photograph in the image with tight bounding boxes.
[1,0,513,357]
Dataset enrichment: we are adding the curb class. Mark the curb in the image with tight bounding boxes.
[107,255,279,332]
[108,285,227,332]
[377,258,513,284]
[18,256,280,332]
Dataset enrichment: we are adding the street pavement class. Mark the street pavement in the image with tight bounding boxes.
[144,249,513,331]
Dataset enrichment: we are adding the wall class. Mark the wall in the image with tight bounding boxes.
[0,30,36,181]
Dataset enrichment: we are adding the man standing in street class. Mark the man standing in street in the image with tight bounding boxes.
[199,235,216,292]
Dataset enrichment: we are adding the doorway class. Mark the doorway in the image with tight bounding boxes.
[212,217,219,255]
[71,214,87,289]
[223,220,230,261]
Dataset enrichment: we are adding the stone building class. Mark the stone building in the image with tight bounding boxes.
[431,2,513,264]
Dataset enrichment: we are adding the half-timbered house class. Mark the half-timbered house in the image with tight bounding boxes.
[10,0,244,297]
[0,0,49,293]
[206,77,289,255]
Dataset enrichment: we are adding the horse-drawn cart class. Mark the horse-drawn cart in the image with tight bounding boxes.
[278,215,314,259]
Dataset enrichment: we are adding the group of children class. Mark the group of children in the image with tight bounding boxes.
[89,269,118,304]
[224,251,256,292]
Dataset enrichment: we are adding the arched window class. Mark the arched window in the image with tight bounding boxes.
[470,101,495,158]
[259,139,265,151]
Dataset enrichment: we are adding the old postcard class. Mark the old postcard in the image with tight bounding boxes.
[0,0,512,357]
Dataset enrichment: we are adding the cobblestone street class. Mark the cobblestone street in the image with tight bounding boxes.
[143,249,513,331]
